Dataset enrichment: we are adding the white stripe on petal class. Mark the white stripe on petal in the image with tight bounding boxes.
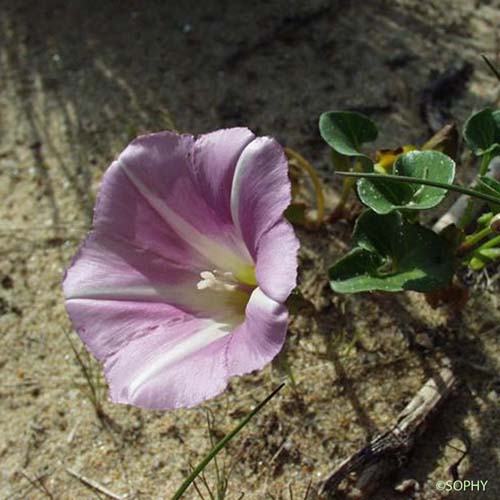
[127,321,231,400]
[119,160,252,275]
[230,138,263,232]
[67,282,247,327]
[65,284,178,302]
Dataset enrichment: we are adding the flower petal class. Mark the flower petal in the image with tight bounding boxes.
[65,288,288,410]
[255,220,300,303]
[63,232,195,302]
[192,128,255,224]
[107,320,231,409]
[63,232,246,324]
[63,128,298,410]
[65,299,187,362]
[68,298,232,409]
[227,288,289,377]
[116,131,254,276]
[230,137,292,257]
[94,158,206,270]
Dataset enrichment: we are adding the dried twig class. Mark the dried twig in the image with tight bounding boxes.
[317,364,456,498]
[65,467,127,500]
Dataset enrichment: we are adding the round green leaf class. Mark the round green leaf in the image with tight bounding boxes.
[463,107,500,156]
[329,210,454,293]
[319,111,378,164]
[357,150,455,214]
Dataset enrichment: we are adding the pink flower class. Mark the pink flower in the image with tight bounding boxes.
[63,128,299,410]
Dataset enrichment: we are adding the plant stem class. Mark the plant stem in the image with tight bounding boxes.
[462,234,500,262]
[457,197,476,230]
[285,147,325,227]
[171,383,285,500]
[476,234,500,251]
[479,152,492,177]
[332,161,363,216]
[457,226,493,255]
[335,171,500,205]
[337,176,356,210]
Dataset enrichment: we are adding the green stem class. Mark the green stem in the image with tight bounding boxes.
[335,171,500,205]
[462,234,500,262]
[337,176,356,209]
[476,234,500,251]
[457,198,476,230]
[285,147,325,227]
[457,226,493,255]
[460,155,493,228]
[333,161,363,215]
[171,383,285,500]
[479,152,492,177]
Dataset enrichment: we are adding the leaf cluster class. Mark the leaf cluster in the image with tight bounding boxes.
[320,109,500,294]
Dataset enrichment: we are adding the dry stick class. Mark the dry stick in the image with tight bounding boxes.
[317,364,456,498]
[65,467,127,500]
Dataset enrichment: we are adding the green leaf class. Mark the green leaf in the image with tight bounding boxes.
[476,175,500,213]
[329,210,454,293]
[336,170,500,206]
[357,150,455,214]
[463,108,500,156]
[319,111,378,166]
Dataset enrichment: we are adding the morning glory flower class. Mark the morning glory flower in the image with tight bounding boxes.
[63,128,299,410]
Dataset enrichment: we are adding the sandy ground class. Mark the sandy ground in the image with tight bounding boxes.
[0,0,499,498]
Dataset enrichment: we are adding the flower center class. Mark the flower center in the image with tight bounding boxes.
[195,268,257,323]
[197,270,240,292]
[196,269,256,294]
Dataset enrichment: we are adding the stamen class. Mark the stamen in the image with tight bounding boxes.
[196,269,239,292]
